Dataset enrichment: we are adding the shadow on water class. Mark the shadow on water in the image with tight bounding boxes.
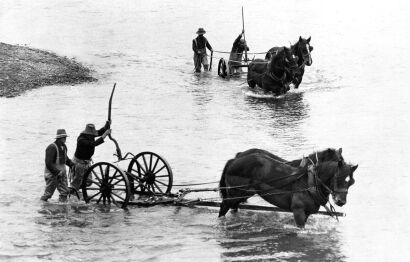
[35,201,130,228]
[216,211,345,261]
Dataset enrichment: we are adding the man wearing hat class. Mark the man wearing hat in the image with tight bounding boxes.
[229,30,249,74]
[192,27,213,72]
[40,129,74,202]
[70,122,111,193]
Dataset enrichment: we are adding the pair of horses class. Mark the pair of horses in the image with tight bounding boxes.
[247,36,314,96]
[218,148,358,228]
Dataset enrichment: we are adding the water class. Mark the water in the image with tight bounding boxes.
[1,0,409,261]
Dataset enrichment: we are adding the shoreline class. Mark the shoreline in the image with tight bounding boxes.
[0,42,96,98]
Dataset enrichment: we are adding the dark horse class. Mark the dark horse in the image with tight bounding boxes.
[266,36,313,89]
[219,148,358,228]
[247,46,297,96]
[234,147,343,167]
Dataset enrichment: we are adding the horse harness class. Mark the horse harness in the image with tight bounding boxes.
[304,160,345,220]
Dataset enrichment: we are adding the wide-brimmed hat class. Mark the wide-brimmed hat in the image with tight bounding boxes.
[55,129,68,139]
[81,124,98,136]
[196,28,206,34]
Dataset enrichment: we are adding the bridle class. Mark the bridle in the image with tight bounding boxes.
[295,41,312,66]
[306,159,347,221]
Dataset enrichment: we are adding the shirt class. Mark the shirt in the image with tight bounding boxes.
[45,140,73,176]
[74,126,107,161]
[192,35,213,53]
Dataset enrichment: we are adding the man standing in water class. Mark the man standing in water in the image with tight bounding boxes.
[228,30,249,74]
[70,122,111,194]
[41,129,74,202]
[192,27,213,73]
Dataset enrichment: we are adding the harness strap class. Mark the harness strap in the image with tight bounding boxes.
[322,203,339,221]
[52,143,61,165]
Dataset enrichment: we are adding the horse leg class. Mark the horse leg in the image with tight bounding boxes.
[231,200,243,213]
[292,208,307,228]
[218,200,230,217]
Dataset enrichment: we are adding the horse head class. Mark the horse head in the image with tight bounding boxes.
[315,160,358,207]
[293,36,313,66]
[268,47,289,77]
[331,161,358,206]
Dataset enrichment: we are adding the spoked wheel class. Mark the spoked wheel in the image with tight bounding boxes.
[127,152,173,196]
[82,162,131,208]
[217,58,228,78]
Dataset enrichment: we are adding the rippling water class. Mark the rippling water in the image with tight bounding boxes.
[1,0,410,261]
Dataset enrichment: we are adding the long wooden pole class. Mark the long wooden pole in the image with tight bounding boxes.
[242,6,248,62]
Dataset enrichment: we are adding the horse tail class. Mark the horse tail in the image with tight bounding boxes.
[219,159,234,199]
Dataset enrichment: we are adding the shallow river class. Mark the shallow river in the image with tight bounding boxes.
[1,0,410,261]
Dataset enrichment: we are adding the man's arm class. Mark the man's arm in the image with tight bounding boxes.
[205,39,213,52]
[64,145,74,167]
[97,121,110,136]
[192,39,198,53]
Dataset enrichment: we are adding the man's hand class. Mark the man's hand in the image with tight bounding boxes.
[102,129,111,139]
[104,120,111,129]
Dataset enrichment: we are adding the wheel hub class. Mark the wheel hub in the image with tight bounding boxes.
[145,171,156,185]
[100,181,113,197]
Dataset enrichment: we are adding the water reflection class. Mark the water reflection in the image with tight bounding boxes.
[245,92,309,127]
[243,92,310,149]
[217,212,344,261]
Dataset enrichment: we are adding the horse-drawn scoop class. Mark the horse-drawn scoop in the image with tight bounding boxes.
[80,84,173,208]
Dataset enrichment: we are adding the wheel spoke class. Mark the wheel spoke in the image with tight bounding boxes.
[155,180,168,187]
[142,155,149,172]
[108,170,120,183]
[104,165,110,180]
[150,184,156,193]
[86,187,102,191]
[149,154,153,172]
[90,179,102,187]
[91,170,103,184]
[152,165,166,176]
[153,182,164,194]
[156,174,170,178]
[112,188,127,191]
[131,175,144,182]
[96,194,103,204]
[111,179,124,187]
[131,168,144,176]
[110,196,120,207]
[111,192,126,201]
[151,157,160,173]
[88,191,101,200]
[136,161,147,174]
[98,165,104,178]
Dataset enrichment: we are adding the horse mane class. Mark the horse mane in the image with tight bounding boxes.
[267,48,286,76]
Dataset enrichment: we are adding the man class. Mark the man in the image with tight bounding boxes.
[40,129,73,202]
[70,122,111,193]
[228,31,249,74]
[192,27,213,72]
